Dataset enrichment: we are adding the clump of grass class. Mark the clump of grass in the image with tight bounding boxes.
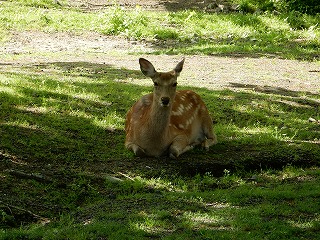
[233,0,320,15]
[99,6,149,39]
[0,26,8,43]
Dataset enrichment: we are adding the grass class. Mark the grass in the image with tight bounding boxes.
[1,58,319,239]
[1,0,320,239]
[1,164,320,239]
[0,1,319,59]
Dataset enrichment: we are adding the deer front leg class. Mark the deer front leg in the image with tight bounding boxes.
[202,136,217,151]
[126,143,146,157]
[169,135,194,158]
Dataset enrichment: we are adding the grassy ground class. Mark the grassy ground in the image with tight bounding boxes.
[0,0,320,59]
[1,0,320,239]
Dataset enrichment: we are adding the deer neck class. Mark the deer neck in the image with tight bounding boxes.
[148,101,171,138]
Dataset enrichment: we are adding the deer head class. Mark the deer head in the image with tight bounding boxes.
[139,58,185,108]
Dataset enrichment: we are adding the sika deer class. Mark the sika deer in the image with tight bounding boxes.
[125,58,217,158]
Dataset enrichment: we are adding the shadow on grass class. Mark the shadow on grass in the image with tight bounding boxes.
[229,82,320,99]
[0,62,319,233]
[1,61,319,173]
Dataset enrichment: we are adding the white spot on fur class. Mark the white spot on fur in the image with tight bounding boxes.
[186,102,193,111]
[178,104,185,113]
[172,110,182,116]
[192,94,198,102]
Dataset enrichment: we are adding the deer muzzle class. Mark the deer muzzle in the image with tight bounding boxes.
[161,97,170,107]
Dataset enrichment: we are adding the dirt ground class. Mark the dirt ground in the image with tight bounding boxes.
[1,29,319,94]
[67,0,236,12]
[1,1,319,93]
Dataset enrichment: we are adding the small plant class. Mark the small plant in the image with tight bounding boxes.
[102,6,149,39]
[237,0,256,13]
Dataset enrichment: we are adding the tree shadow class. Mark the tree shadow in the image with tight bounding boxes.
[1,62,319,177]
[229,82,320,99]
[74,0,234,12]
[149,36,320,60]
[32,61,146,80]
[1,61,319,232]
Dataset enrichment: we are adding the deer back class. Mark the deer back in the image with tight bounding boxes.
[169,90,214,144]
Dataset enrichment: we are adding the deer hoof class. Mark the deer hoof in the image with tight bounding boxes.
[132,145,146,157]
[169,148,180,159]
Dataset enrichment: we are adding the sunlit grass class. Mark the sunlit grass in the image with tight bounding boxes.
[0,1,319,59]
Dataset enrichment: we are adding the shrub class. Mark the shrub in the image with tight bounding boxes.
[234,0,320,14]
[281,0,319,14]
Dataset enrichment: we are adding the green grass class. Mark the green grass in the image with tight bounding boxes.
[1,58,319,239]
[234,0,320,15]
[1,165,320,239]
[0,1,319,59]
[0,61,319,166]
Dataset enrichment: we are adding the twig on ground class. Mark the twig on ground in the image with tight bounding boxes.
[0,200,51,224]
[117,172,135,181]
[7,170,53,183]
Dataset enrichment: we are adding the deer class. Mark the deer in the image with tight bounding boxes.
[125,58,217,158]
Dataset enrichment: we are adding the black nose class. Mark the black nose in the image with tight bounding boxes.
[161,97,170,106]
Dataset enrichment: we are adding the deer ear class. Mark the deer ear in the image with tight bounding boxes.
[174,58,185,76]
[139,58,157,78]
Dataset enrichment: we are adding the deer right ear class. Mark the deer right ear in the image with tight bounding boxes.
[139,58,157,78]
[174,58,185,76]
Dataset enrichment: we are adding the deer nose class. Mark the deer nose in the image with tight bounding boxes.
[161,97,170,106]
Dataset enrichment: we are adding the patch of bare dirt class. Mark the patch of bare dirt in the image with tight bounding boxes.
[1,31,153,55]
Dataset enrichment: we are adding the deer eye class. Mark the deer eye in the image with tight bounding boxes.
[172,82,177,87]
[154,82,159,87]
